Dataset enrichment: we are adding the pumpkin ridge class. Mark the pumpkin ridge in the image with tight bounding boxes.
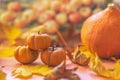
[81,13,102,54]
[46,37,49,48]
[33,34,36,50]
[24,46,28,63]
[91,13,105,55]
[26,47,29,63]
[42,36,45,49]
[41,36,44,48]
[18,47,22,62]
[14,46,19,57]
[48,50,52,66]
[15,47,20,62]
[88,21,97,54]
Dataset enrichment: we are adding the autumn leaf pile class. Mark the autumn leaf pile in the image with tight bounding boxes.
[73,45,120,80]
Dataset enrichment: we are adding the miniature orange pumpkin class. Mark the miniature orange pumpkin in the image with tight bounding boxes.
[81,3,120,58]
[7,2,22,12]
[41,46,66,66]
[0,11,15,23]
[14,46,38,64]
[27,33,51,50]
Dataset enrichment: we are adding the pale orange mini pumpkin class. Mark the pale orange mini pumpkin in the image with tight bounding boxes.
[7,2,22,12]
[41,46,66,66]
[27,33,51,50]
[14,46,38,64]
[81,3,120,58]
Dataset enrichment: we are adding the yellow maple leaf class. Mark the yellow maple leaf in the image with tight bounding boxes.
[89,54,112,78]
[72,45,92,59]
[88,51,119,79]
[0,69,6,80]
[113,60,120,79]
[12,65,52,78]
[0,46,15,57]
[79,45,87,52]
[3,26,21,44]
[72,45,120,79]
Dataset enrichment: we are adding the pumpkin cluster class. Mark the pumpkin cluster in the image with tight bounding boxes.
[14,32,66,66]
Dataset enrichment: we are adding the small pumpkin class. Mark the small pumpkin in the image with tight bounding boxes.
[81,3,120,58]
[7,2,22,12]
[41,46,66,66]
[14,46,38,64]
[27,33,51,50]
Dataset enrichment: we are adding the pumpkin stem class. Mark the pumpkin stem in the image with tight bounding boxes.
[24,43,27,46]
[52,45,56,51]
[75,45,81,58]
[38,31,41,34]
[63,56,66,71]
[56,29,72,56]
[108,3,115,8]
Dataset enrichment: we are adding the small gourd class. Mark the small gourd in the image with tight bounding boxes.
[41,46,66,66]
[27,32,51,50]
[14,46,38,64]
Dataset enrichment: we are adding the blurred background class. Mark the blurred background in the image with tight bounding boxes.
[0,0,120,53]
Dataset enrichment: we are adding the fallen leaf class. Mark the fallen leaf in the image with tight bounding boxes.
[0,46,15,57]
[12,65,52,78]
[72,45,120,79]
[73,45,92,58]
[88,51,120,79]
[113,60,120,79]
[68,45,91,66]
[0,69,6,80]
[70,45,90,66]
[79,44,87,52]
[89,54,112,78]
[45,61,79,80]
[3,26,21,44]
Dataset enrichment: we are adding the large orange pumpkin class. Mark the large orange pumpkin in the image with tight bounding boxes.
[81,3,120,58]
[14,46,38,64]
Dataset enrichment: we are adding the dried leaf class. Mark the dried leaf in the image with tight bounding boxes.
[45,62,79,80]
[12,65,52,78]
[69,45,91,66]
[3,26,21,44]
[72,45,120,79]
[73,45,92,57]
[0,69,6,80]
[79,45,87,52]
[0,46,15,57]
[89,54,112,77]
[88,51,120,79]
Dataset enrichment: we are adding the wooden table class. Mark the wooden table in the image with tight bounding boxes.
[0,57,113,80]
